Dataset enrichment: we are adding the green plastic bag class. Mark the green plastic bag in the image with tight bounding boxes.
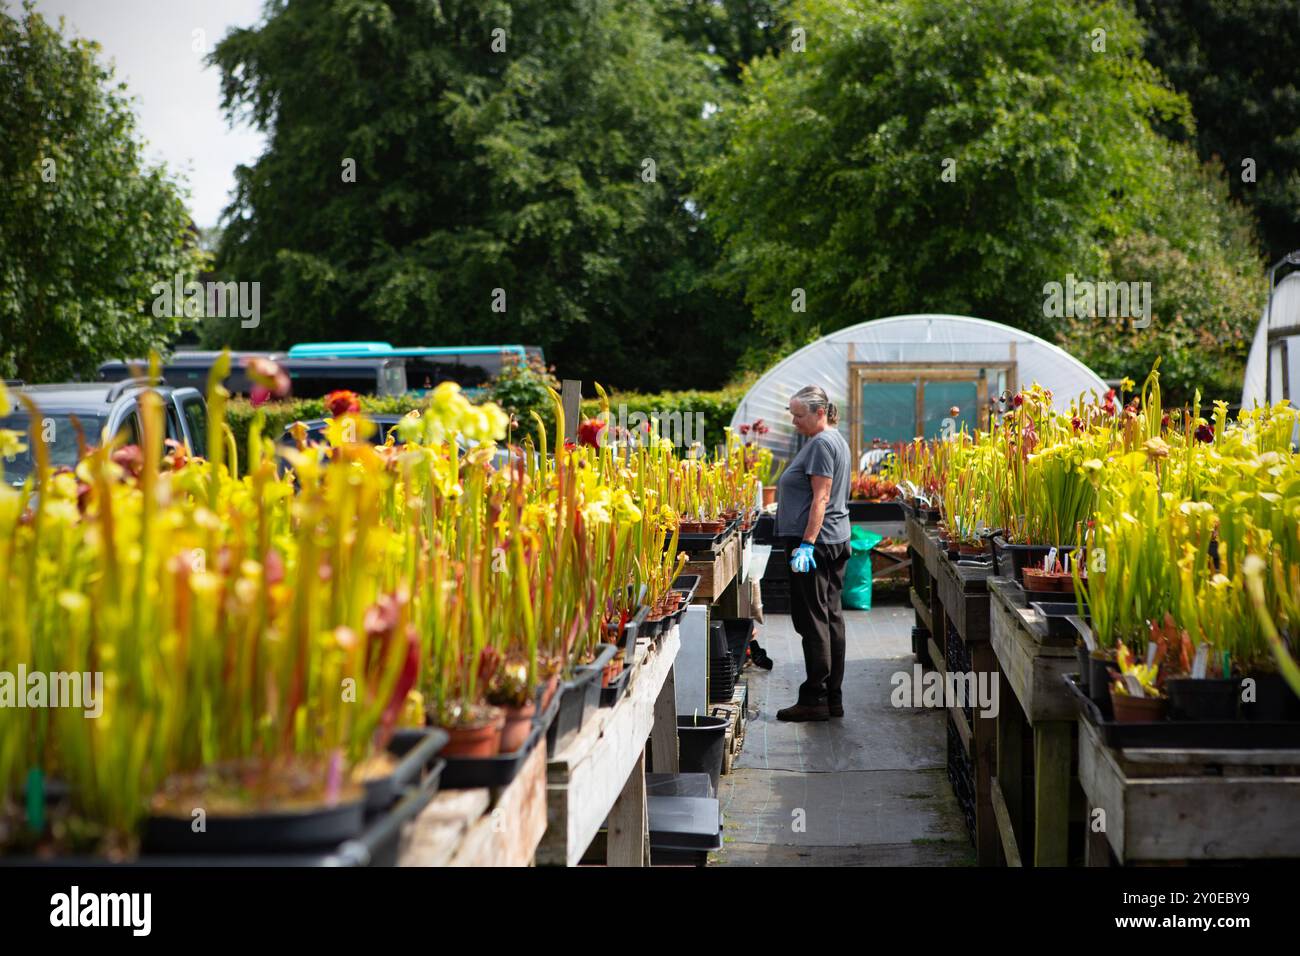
[843,526,882,609]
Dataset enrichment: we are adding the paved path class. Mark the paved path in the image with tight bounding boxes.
[713,605,973,866]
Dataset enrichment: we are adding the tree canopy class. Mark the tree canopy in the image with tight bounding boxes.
[205,0,750,391]
[697,0,1264,403]
[0,2,205,382]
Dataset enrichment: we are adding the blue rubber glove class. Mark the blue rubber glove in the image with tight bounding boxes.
[790,542,817,573]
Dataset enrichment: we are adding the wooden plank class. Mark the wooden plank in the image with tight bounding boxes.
[936,555,991,644]
[948,702,972,754]
[445,738,549,866]
[400,789,492,867]
[990,778,1023,867]
[909,587,933,634]
[537,628,680,866]
[1033,721,1072,866]
[1077,716,1300,862]
[686,533,740,603]
[606,751,648,866]
[988,580,1077,723]
[926,637,946,678]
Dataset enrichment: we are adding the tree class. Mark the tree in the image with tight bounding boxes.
[0,2,205,382]
[1135,0,1300,264]
[659,0,794,83]
[205,0,750,391]
[698,0,1263,402]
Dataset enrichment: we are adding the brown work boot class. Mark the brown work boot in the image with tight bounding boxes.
[776,702,829,722]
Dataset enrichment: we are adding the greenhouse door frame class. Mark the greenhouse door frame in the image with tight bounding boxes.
[847,361,1018,465]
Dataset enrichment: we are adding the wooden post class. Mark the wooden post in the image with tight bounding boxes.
[562,379,582,441]
[606,751,648,866]
[971,642,999,866]
[650,666,679,773]
[995,668,1025,860]
[1033,721,1072,866]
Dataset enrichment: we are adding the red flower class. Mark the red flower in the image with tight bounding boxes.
[577,417,606,448]
[738,423,751,436]
[1071,417,1083,432]
[1194,424,1214,443]
[324,390,361,417]
[243,357,290,403]
[111,444,144,478]
[1161,413,1170,429]
[1105,389,1116,401]
[1012,394,1024,408]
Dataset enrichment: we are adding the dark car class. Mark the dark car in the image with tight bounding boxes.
[1,379,209,487]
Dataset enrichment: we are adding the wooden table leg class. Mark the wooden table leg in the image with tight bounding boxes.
[650,664,679,774]
[995,668,1025,861]
[971,642,998,866]
[607,750,648,867]
[1033,721,1072,866]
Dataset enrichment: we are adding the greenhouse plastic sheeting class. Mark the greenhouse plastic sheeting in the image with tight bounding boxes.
[843,527,882,610]
[729,314,1110,459]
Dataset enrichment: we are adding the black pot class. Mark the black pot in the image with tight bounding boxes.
[677,715,728,794]
[1242,672,1300,722]
[1088,655,1115,712]
[1076,647,1091,693]
[1166,678,1240,722]
[143,798,365,854]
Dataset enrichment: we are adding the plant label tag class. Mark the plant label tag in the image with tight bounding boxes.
[1044,547,1058,572]
[1123,674,1145,697]
[1071,616,1096,652]
[1192,643,1210,679]
[1145,643,1158,667]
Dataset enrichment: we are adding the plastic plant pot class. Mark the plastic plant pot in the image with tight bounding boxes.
[1109,687,1168,723]
[1166,678,1240,722]
[677,714,728,794]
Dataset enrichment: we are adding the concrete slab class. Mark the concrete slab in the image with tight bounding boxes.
[712,604,971,867]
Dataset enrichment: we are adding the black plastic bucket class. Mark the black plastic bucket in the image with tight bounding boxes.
[677,715,727,794]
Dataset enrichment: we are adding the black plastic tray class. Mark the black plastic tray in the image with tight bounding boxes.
[847,500,905,522]
[364,727,448,814]
[1063,673,1300,749]
[440,688,561,789]
[7,760,448,867]
[672,573,701,605]
[599,663,632,707]
[1028,601,1089,647]
[142,795,367,855]
[547,642,616,756]
[671,522,733,553]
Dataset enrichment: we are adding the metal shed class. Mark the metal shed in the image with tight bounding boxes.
[728,314,1109,465]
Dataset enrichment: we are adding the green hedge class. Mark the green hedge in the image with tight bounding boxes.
[579,385,747,454]
[227,385,750,459]
[226,395,423,457]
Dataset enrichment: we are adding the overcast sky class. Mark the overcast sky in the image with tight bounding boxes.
[33,0,269,229]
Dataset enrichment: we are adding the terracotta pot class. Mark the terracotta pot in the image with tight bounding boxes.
[1109,687,1168,723]
[439,707,505,758]
[602,654,624,688]
[762,486,777,506]
[499,699,537,754]
[539,673,560,712]
[1022,567,1065,593]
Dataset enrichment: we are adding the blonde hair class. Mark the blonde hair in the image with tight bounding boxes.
[791,385,839,425]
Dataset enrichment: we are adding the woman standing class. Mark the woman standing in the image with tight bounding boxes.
[774,385,852,721]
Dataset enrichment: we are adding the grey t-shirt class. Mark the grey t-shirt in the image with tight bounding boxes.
[775,427,851,544]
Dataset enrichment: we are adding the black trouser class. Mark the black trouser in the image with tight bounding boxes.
[784,537,852,706]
